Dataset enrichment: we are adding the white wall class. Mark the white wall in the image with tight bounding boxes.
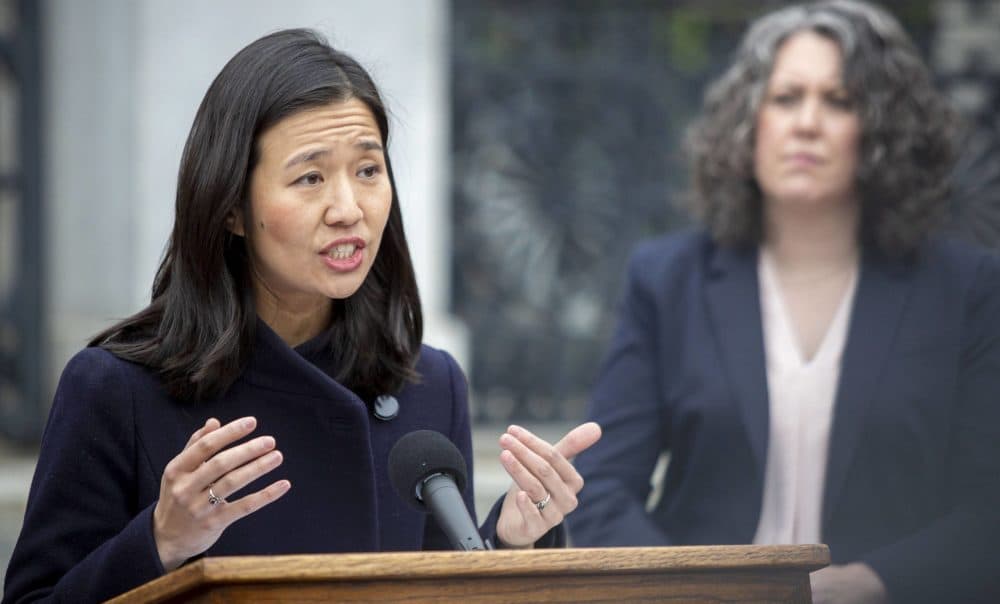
[44,0,466,400]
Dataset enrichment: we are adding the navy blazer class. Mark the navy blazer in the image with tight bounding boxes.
[3,323,557,604]
[569,230,1000,603]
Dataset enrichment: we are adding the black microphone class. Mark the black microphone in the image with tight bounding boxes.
[388,430,489,551]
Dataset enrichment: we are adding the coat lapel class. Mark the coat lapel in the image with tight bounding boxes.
[822,254,915,528]
[704,245,770,475]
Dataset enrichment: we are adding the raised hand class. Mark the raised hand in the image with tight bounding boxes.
[495,422,602,548]
[153,417,291,570]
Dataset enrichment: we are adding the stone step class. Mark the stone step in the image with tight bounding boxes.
[0,447,35,580]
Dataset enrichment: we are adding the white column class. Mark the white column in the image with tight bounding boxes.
[43,0,139,397]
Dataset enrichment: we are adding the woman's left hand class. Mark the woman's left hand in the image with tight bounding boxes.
[495,422,602,548]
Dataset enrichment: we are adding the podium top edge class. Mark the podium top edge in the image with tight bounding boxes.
[106,544,830,603]
[196,544,831,581]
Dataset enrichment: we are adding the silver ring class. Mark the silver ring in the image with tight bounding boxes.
[208,485,225,506]
[534,492,551,512]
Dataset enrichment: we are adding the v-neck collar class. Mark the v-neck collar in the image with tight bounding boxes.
[705,241,916,497]
[758,251,859,369]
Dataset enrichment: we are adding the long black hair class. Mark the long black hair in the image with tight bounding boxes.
[91,29,422,402]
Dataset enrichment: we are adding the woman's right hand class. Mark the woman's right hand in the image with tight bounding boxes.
[153,416,291,570]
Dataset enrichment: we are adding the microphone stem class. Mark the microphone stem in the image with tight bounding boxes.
[421,474,487,551]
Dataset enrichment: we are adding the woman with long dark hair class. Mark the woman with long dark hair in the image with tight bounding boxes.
[570,2,999,603]
[3,29,600,603]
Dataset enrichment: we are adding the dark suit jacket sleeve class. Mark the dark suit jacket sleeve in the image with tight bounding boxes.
[568,243,673,546]
[862,253,1000,603]
[2,349,165,604]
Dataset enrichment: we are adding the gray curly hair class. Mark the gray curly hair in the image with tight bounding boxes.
[685,0,957,256]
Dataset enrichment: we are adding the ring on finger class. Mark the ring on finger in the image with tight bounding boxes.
[533,492,551,511]
[208,484,226,506]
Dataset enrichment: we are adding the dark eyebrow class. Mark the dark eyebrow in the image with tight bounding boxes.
[283,141,383,170]
[356,140,383,152]
[284,149,329,170]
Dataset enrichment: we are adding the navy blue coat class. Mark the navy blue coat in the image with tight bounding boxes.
[569,230,1000,603]
[3,322,555,603]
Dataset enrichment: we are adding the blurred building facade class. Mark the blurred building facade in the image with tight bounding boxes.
[1,0,998,582]
[1,0,998,435]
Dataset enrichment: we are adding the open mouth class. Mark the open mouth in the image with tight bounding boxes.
[328,243,359,260]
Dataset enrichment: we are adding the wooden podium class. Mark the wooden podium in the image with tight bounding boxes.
[108,544,828,603]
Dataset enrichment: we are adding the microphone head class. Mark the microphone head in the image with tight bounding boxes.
[388,430,469,510]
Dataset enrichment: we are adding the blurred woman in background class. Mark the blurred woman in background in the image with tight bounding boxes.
[570,2,1000,602]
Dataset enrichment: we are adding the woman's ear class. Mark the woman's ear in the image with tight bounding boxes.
[226,208,246,236]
